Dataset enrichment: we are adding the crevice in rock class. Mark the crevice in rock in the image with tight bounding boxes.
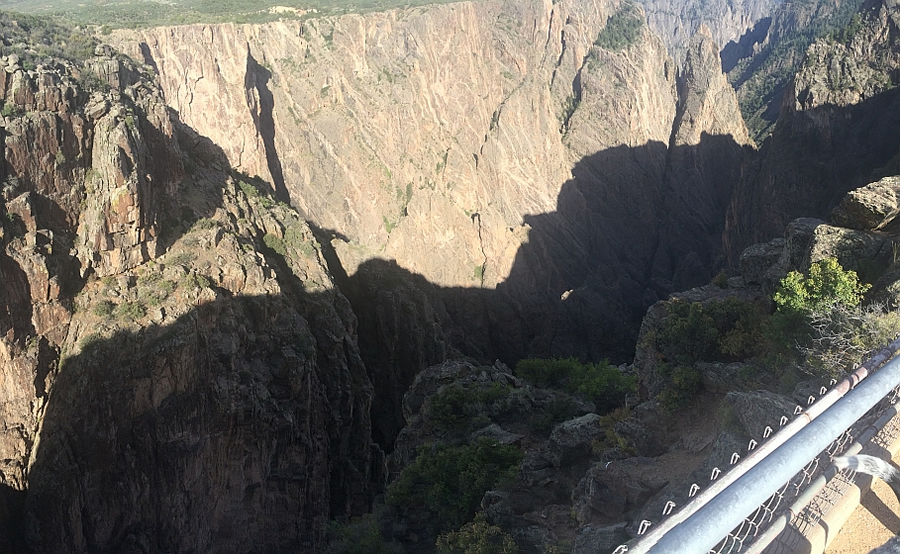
[245,51,289,205]
[472,212,488,287]
[137,42,160,75]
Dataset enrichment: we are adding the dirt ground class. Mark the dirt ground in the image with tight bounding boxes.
[825,456,900,554]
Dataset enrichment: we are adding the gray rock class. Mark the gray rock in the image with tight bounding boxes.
[615,401,669,457]
[696,362,749,394]
[726,390,797,439]
[547,414,604,468]
[831,175,900,231]
[739,238,784,285]
[468,423,524,445]
[573,522,630,554]
[572,459,668,523]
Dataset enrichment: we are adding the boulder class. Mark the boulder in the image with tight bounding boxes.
[739,238,784,285]
[726,390,798,439]
[831,175,900,231]
[547,414,604,468]
[572,459,668,523]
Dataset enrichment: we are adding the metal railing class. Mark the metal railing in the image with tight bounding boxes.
[611,335,900,554]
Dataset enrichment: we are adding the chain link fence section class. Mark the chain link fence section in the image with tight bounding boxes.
[759,383,900,554]
[612,358,900,554]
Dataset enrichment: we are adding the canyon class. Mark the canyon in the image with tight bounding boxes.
[0,0,899,551]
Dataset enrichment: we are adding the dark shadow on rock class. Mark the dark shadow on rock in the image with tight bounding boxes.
[444,133,750,365]
[725,86,900,265]
[342,132,752,452]
[721,17,772,75]
[247,53,289,204]
[0,239,35,345]
[0,483,25,553]
[24,287,371,553]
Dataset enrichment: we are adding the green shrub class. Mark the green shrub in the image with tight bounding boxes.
[167,251,196,266]
[263,233,287,256]
[139,278,175,306]
[515,358,635,413]
[515,357,579,388]
[593,406,635,454]
[239,179,275,208]
[773,257,870,314]
[92,300,115,318]
[191,217,221,231]
[116,301,146,319]
[436,514,518,554]
[594,2,643,51]
[386,438,523,534]
[428,382,511,432]
[657,364,702,412]
[657,298,765,366]
[1,102,21,118]
[568,360,636,412]
[529,396,580,434]
[180,273,211,290]
[712,270,729,288]
[325,516,402,554]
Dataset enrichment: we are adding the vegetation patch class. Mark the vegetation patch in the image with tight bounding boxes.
[137,273,176,306]
[263,232,287,256]
[180,273,212,290]
[652,297,765,410]
[773,257,869,314]
[1,102,22,118]
[592,406,636,454]
[765,257,886,378]
[115,301,145,320]
[386,438,523,534]
[436,514,518,554]
[92,299,115,318]
[657,297,765,367]
[325,515,402,554]
[427,381,511,432]
[0,11,97,65]
[515,357,635,413]
[238,178,275,208]
[593,2,643,51]
[528,396,581,434]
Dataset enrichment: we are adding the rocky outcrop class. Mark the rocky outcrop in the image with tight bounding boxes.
[27,178,374,553]
[725,0,868,139]
[0,39,374,552]
[725,0,900,264]
[831,174,900,231]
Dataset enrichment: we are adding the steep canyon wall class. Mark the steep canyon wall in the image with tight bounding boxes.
[114,0,752,375]
[0,47,374,551]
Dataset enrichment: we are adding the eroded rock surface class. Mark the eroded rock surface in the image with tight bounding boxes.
[0,43,374,552]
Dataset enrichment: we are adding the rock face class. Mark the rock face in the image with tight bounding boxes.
[0,40,373,552]
[724,0,900,264]
[113,0,752,374]
[725,0,868,139]
[635,0,779,64]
